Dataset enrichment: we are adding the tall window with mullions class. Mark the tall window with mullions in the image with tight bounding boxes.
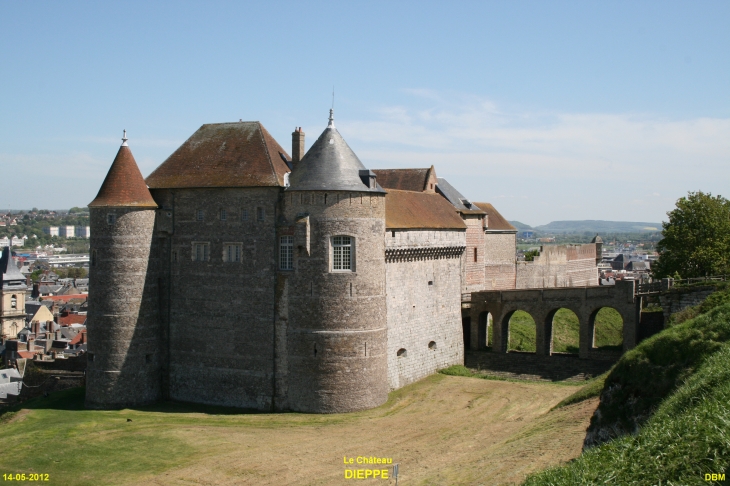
[280,236,293,270]
[332,236,352,271]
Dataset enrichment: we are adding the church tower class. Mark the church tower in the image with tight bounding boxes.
[281,110,389,413]
[86,131,162,409]
[1,247,27,339]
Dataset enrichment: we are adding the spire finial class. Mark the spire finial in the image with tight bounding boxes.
[121,129,128,147]
[328,108,335,128]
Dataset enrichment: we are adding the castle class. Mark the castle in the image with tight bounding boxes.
[85,110,599,413]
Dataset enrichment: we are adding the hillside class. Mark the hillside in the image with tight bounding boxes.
[534,220,662,234]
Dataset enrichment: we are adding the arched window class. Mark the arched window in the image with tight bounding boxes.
[332,236,353,271]
[428,341,437,350]
[10,295,17,309]
[397,348,407,357]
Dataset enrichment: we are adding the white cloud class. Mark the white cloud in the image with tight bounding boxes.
[342,91,730,224]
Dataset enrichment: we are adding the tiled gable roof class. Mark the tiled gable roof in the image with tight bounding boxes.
[146,122,291,189]
[372,166,436,192]
[472,202,517,232]
[385,190,466,230]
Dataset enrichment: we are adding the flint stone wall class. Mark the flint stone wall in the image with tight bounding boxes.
[385,229,465,390]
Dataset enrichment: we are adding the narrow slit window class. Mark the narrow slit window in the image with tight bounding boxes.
[474,248,478,262]
[107,214,116,225]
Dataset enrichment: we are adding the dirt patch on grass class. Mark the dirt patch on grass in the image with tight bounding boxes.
[131,375,595,485]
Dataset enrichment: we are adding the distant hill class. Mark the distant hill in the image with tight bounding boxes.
[533,220,662,234]
[508,221,533,230]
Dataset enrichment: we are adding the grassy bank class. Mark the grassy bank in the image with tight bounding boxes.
[523,299,730,485]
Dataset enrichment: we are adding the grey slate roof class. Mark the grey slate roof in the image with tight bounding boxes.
[286,111,385,193]
[1,247,27,288]
[436,178,485,214]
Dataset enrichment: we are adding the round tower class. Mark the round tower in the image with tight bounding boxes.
[86,131,162,409]
[283,110,388,413]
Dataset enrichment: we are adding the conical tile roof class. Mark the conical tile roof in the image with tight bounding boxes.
[89,136,157,208]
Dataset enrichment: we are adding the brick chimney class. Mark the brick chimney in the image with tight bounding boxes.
[291,127,305,169]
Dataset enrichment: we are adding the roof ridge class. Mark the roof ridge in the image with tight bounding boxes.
[257,121,278,186]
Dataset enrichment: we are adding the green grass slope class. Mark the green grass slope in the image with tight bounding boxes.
[523,342,730,485]
[523,300,730,485]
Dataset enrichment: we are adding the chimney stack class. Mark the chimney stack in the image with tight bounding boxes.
[291,127,305,169]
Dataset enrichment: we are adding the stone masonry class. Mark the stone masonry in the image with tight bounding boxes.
[385,229,465,389]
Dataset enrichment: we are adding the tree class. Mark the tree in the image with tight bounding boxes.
[652,191,730,279]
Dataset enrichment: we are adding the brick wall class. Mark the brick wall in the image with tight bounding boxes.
[385,229,465,390]
[461,215,486,293]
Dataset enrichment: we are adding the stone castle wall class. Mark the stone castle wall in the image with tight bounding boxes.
[152,187,280,410]
[385,229,465,390]
[280,190,389,413]
[484,232,517,290]
[86,207,161,409]
[516,243,598,289]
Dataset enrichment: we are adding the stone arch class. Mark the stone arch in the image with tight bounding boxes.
[589,306,624,350]
[504,308,537,353]
[545,307,581,355]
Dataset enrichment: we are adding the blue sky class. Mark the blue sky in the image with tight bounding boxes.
[1,1,728,226]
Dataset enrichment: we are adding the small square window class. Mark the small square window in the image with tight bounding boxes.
[107,214,116,225]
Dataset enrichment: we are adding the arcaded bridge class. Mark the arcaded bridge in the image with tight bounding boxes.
[465,280,638,360]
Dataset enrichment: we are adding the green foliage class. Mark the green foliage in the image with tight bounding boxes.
[653,191,730,279]
[54,267,88,279]
[523,249,540,261]
[523,344,730,485]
